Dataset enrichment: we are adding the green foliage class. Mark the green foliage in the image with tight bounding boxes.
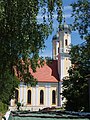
[63,43,89,111]
[0,70,19,104]
[16,102,21,111]
[71,0,90,38]
[0,101,8,114]
[62,0,90,112]
[0,0,63,106]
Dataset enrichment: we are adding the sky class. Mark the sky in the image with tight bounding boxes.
[39,0,84,58]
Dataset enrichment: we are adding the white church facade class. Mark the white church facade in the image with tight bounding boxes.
[9,23,71,111]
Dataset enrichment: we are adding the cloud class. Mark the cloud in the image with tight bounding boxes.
[37,15,43,20]
[64,14,71,18]
[37,14,48,20]
[39,52,52,58]
[37,6,72,22]
[37,13,71,21]
[63,6,72,19]
[64,6,72,11]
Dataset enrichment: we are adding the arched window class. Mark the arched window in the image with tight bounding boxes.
[40,90,44,104]
[27,90,31,104]
[52,90,56,104]
[65,39,68,46]
[15,90,18,102]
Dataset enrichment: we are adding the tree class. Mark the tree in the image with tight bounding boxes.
[71,0,90,38]
[63,44,90,111]
[62,0,90,112]
[0,0,62,105]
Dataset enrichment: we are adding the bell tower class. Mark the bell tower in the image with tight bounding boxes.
[52,21,71,79]
[58,22,71,79]
[52,21,71,106]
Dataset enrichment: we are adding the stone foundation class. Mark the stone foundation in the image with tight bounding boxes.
[9,106,46,111]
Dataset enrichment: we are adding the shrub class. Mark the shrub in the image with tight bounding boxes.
[16,102,21,110]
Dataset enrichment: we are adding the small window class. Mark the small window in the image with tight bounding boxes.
[65,39,68,46]
[40,90,44,104]
[52,90,56,104]
[27,90,31,104]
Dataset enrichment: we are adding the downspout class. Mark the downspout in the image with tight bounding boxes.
[58,53,61,106]
[58,80,61,106]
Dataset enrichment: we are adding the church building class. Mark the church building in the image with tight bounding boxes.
[9,22,71,111]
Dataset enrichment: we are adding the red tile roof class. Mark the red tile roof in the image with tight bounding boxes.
[31,60,59,83]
